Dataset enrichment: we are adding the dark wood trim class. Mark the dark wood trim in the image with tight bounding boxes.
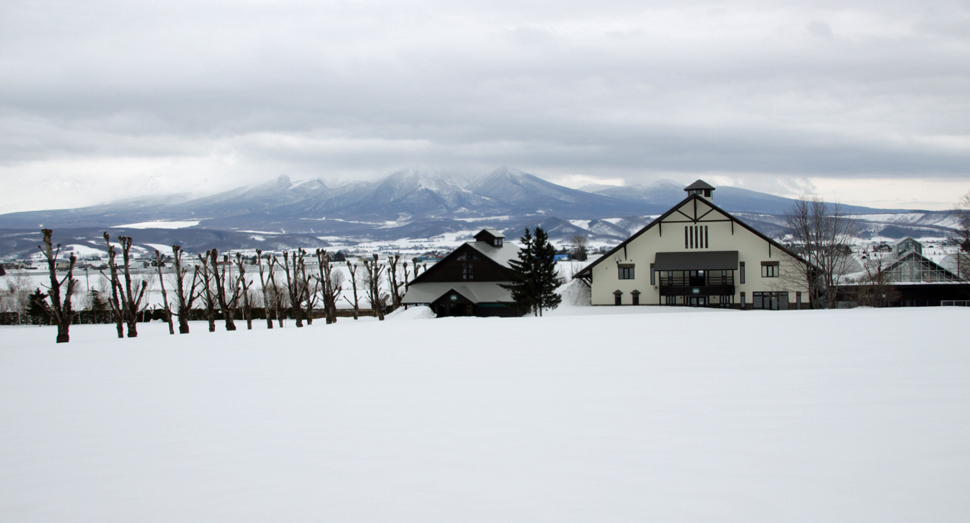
[573,194,817,281]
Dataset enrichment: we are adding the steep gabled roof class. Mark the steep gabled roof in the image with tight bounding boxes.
[574,194,809,280]
[409,239,521,285]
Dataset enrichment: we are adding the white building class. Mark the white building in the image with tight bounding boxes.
[575,181,812,309]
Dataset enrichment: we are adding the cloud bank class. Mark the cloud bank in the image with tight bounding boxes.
[1,0,968,212]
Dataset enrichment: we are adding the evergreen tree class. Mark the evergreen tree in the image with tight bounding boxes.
[503,227,563,316]
[28,288,50,325]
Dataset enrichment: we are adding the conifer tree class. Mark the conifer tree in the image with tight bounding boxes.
[503,227,562,316]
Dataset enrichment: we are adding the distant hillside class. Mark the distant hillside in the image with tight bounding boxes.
[0,168,959,258]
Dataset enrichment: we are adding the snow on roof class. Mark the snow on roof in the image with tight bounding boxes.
[402,282,513,304]
[467,241,520,268]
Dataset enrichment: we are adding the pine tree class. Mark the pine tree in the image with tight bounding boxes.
[532,227,562,315]
[503,227,563,316]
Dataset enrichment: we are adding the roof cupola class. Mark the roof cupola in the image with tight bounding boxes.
[685,180,715,199]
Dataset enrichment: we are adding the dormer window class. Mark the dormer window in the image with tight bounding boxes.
[494,238,503,247]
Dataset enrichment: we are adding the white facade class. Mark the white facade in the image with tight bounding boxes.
[577,185,811,309]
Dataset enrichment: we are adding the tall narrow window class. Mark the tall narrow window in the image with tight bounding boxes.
[740,292,746,308]
[739,262,745,284]
[614,291,622,306]
[685,227,689,249]
[705,226,709,248]
[631,290,640,306]
[650,264,655,285]
[761,261,779,278]
[796,292,802,309]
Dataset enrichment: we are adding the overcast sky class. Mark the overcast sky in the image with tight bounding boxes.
[1,0,968,213]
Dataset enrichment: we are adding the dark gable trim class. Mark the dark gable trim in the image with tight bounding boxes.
[409,242,509,286]
[574,194,813,280]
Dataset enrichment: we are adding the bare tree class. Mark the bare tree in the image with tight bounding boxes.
[117,235,148,337]
[362,254,386,320]
[386,254,407,311]
[38,229,79,343]
[209,249,241,331]
[569,235,589,261]
[154,250,175,335]
[255,250,273,329]
[851,252,901,307]
[282,249,310,327]
[266,254,286,328]
[950,191,970,279]
[315,249,342,324]
[101,232,124,338]
[197,251,218,332]
[344,260,361,320]
[784,197,855,308]
[171,245,199,334]
[234,254,254,330]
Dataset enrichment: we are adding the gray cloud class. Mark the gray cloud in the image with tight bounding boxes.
[1,0,968,212]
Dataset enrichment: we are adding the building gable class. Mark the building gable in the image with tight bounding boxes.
[410,242,513,285]
[576,194,807,280]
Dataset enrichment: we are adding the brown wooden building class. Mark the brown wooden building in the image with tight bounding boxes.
[402,229,524,317]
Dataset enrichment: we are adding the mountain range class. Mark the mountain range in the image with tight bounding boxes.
[0,167,961,258]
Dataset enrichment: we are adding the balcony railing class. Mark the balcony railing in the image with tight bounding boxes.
[659,274,734,287]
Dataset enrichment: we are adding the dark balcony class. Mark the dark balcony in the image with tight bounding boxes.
[658,271,735,296]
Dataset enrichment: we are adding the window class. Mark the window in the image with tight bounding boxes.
[494,238,503,247]
[631,291,640,305]
[665,295,677,305]
[796,292,802,309]
[458,252,478,280]
[739,262,745,284]
[761,261,779,278]
[684,225,710,249]
[650,264,655,285]
[753,292,789,310]
[618,266,635,279]
[614,291,622,306]
[740,292,745,308]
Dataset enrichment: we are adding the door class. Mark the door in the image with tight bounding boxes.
[688,296,708,307]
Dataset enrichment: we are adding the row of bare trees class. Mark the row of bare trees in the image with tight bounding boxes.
[32,229,428,343]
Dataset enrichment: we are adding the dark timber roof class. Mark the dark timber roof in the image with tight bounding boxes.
[685,179,715,191]
[654,251,739,271]
[573,193,811,280]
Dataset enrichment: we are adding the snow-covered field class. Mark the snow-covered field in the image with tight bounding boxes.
[2,306,969,522]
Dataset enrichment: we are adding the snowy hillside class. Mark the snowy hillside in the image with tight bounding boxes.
[2,307,969,522]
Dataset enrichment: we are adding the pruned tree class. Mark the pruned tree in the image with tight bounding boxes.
[116,235,148,337]
[344,260,361,320]
[502,226,562,316]
[386,254,405,311]
[282,249,307,327]
[784,197,855,309]
[154,249,175,335]
[362,254,386,320]
[315,249,342,324]
[234,253,254,330]
[38,228,79,343]
[197,251,218,332]
[255,250,275,329]
[100,232,124,338]
[171,245,199,334]
[209,249,241,331]
[265,254,285,328]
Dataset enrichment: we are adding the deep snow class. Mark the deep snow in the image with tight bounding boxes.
[2,306,969,522]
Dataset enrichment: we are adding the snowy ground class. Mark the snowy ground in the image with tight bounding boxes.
[2,306,969,522]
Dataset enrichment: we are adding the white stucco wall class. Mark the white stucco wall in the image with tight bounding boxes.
[589,197,809,307]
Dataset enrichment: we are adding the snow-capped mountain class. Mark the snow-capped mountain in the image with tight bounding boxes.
[0,167,963,257]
